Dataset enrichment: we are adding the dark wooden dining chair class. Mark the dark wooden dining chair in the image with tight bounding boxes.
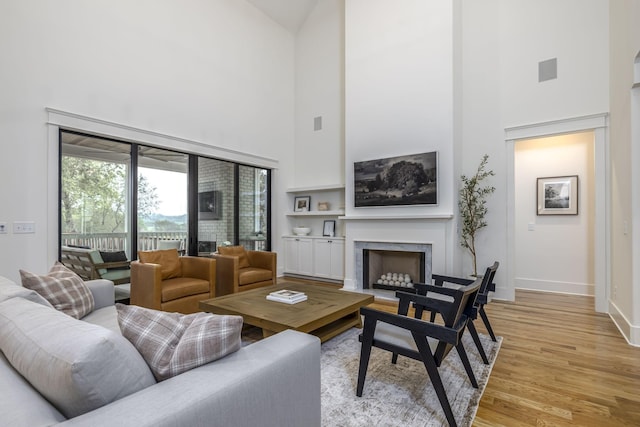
[356,280,481,427]
[418,262,499,365]
[473,262,499,342]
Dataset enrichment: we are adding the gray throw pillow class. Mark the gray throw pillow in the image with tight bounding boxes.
[20,262,94,319]
[116,304,243,381]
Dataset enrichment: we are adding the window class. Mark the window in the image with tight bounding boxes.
[137,146,189,254]
[59,131,271,258]
[60,132,132,257]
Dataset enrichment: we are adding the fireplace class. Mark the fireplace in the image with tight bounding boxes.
[354,241,432,293]
[363,249,425,291]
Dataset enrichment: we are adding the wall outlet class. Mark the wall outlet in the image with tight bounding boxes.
[0,222,7,234]
[13,221,35,234]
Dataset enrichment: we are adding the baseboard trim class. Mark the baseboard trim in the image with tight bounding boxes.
[608,300,640,347]
[514,277,594,296]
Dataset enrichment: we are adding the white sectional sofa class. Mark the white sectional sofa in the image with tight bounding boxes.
[0,276,321,427]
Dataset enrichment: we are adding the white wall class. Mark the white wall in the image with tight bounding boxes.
[340,0,456,289]
[609,0,640,343]
[499,1,609,126]
[0,0,295,282]
[344,0,455,217]
[294,0,344,188]
[461,0,609,297]
[514,132,595,295]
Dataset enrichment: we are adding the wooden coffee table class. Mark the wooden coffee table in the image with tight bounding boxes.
[199,283,374,343]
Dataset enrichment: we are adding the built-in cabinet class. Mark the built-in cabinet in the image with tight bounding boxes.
[284,236,314,276]
[313,238,344,280]
[283,236,345,281]
[283,184,346,281]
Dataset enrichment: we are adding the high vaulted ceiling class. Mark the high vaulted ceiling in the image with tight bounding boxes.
[246,0,318,34]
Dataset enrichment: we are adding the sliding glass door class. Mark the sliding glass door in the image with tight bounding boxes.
[60,131,272,261]
[137,146,189,253]
[60,132,132,257]
[238,165,270,251]
[196,157,235,254]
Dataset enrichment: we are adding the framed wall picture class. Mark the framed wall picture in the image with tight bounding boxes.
[537,175,578,215]
[354,151,438,207]
[198,190,222,220]
[294,196,311,212]
[323,220,336,237]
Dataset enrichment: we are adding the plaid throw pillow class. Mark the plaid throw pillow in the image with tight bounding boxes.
[19,262,94,319]
[116,304,243,381]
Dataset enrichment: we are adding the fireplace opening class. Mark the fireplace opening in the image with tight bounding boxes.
[363,249,426,292]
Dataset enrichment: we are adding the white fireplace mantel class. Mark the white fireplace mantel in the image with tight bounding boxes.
[339,214,453,221]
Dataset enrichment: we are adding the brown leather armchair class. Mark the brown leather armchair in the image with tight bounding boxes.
[130,249,216,314]
[212,246,276,296]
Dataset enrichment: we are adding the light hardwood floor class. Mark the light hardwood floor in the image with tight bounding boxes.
[281,278,640,426]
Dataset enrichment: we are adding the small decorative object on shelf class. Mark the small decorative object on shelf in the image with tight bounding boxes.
[323,220,336,237]
[292,227,311,236]
[317,202,330,211]
[266,289,307,304]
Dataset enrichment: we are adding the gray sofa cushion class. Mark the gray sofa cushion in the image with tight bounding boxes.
[0,275,53,307]
[0,352,66,427]
[0,297,156,418]
[82,305,121,333]
[84,279,117,311]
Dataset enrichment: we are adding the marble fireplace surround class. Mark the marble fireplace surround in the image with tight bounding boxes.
[341,216,453,294]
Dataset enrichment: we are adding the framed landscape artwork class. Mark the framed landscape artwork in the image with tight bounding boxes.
[354,151,438,207]
[198,190,222,220]
[537,175,578,215]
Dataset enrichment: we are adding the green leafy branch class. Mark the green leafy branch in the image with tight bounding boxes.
[459,154,495,276]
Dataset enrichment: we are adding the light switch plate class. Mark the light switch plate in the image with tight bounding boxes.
[13,221,35,234]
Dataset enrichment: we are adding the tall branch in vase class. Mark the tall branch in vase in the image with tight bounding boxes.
[459,154,495,277]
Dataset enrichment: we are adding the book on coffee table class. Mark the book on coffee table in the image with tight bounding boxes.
[266,289,307,304]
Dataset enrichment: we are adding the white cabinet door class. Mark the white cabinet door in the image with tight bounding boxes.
[284,237,299,273]
[284,237,313,276]
[314,239,344,280]
[314,239,332,279]
[297,238,314,275]
[329,239,344,279]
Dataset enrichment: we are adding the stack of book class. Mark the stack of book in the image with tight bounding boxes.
[266,289,307,304]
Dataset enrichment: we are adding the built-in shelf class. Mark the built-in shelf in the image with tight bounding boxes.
[286,184,345,193]
[286,210,345,217]
[282,235,345,240]
[339,214,454,220]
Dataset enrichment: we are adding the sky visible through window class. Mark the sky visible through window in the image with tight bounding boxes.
[139,167,187,216]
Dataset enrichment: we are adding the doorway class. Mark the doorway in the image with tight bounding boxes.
[505,114,608,312]
[514,132,595,296]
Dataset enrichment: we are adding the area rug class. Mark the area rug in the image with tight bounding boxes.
[320,328,501,427]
